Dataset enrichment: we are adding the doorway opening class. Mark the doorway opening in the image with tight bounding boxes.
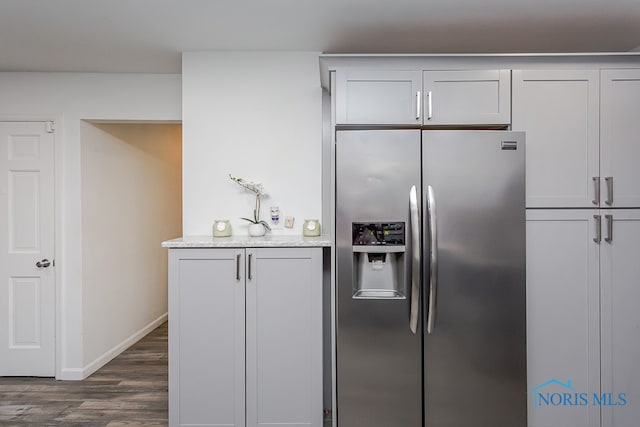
[80,121,181,377]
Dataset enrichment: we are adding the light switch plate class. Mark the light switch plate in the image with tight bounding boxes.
[284,216,295,228]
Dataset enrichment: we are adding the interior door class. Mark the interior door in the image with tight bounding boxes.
[0,122,55,376]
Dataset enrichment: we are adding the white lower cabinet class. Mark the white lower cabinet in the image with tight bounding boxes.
[527,210,640,427]
[168,247,323,427]
[527,210,600,427]
[600,211,640,427]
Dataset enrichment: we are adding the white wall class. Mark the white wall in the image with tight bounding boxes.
[182,52,322,235]
[0,72,181,379]
[81,122,181,375]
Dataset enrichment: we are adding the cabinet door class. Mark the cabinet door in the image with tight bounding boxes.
[335,69,422,125]
[600,69,640,208]
[526,210,600,427]
[600,210,640,427]
[246,248,323,427]
[513,70,600,208]
[169,249,245,427]
[423,69,510,125]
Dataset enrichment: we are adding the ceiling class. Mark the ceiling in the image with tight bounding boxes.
[2,0,640,73]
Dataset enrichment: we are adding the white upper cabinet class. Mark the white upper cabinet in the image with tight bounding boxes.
[513,70,600,208]
[600,69,640,208]
[335,70,422,125]
[422,69,511,125]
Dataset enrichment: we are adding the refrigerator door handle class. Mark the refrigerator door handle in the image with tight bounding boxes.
[409,185,420,334]
[426,185,438,334]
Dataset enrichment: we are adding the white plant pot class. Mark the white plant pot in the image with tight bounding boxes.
[248,223,266,237]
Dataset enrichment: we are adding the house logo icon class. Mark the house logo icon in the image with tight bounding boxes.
[530,379,575,408]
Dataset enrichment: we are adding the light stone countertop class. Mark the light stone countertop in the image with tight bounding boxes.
[162,234,331,248]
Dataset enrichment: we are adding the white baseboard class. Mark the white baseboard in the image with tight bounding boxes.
[80,312,168,380]
[59,368,84,381]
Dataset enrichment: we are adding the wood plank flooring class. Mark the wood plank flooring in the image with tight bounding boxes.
[0,322,168,426]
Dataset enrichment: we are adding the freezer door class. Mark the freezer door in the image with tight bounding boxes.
[422,130,527,426]
[336,129,422,427]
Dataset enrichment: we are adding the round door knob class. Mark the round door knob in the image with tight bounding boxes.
[36,259,51,268]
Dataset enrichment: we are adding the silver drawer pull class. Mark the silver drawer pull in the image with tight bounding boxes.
[593,215,602,243]
[605,176,613,205]
[605,214,613,243]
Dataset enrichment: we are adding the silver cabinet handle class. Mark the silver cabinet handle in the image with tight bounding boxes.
[593,215,602,243]
[248,253,253,280]
[427,90,433,120]
[409,185,420,334]
[605,214,613,243]
[416,91,421,120]
[236,254,241,280]
[426,185,438,334]
[592,177,600,205]
[605,176,613,205]
[36,259,51,268]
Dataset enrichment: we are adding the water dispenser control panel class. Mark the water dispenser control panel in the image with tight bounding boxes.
[352,222,405,246]
[351,222,406,299]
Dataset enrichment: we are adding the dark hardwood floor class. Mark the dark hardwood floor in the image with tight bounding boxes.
[0,322,168,426]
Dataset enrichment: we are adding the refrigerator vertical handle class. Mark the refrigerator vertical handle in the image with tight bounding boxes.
[409,185,420,334]
[605,176,613,205]
[426,185,438,334]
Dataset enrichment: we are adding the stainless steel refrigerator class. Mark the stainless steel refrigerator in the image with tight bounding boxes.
[335,130,527,426]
